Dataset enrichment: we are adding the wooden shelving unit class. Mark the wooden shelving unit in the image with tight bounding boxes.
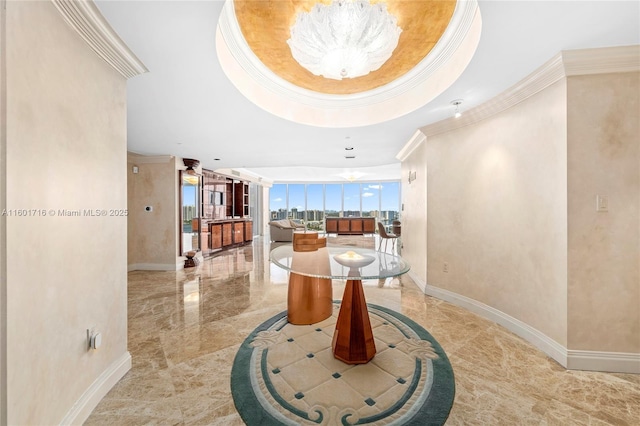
[195,169,253,257]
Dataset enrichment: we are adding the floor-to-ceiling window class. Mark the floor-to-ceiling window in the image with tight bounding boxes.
[325,184,342,218]
[362,183,380,221]
[306,184,324,231]
[269,184,287,220]
[287,184,305,222]
[343,183,361,217]
[268,181,401,232]
[380,181,400,231]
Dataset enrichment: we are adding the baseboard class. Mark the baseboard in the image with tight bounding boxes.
[127,263,177,271]
[567,350,640,374]
[60,351,131,425]
[420,280,568,367]
[408,272,640,373]
[408,270,427,293]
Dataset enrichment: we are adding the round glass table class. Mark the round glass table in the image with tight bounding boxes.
[270,245,411,364]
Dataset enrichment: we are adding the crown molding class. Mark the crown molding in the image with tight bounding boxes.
[396,130,427,162]
[421,45,640,137]
[51,0,148,79]
[562,45,640,76]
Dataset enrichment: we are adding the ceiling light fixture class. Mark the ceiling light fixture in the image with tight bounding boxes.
[345,147,354,150]
[287,0,402,80]
[338,171,366,181]
[451,99,463,118]
[183,158,200,176]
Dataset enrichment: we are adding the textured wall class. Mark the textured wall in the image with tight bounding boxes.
[0,0,7,422]
[400,141,428,286]
[404,68,640,360]
[409,80,569,346]
[567,72,640,353]
[127,155,179,269]
[6,1,128,423]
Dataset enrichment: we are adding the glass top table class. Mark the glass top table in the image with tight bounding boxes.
[270,245,410,280]
[270,244,411,364]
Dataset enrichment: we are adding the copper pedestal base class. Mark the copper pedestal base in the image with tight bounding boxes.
[332,278,376,364]
[287,273,333,325]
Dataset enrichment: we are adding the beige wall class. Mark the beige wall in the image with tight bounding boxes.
[6,1,128,423]
[567,72,640,353]
[419,80,569,346]
[401,141,428,285]
[1,0,7,422]
[127,155,179,269]
[404,66,640,367]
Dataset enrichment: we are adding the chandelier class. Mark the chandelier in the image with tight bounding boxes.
[287,0,402,80]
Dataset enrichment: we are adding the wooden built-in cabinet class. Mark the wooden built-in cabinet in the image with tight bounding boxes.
[211,224,222,249]
[197,169,253,257]
[326,217,376,235]
[244,221,253,242]
[233,222,244,243]
[222,222,233,246]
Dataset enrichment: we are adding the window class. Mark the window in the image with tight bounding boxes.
[380,182,400,231]
[343,183,360,217]
[306,184,324,231]
[287,184,305,223]
[362,184,380,220]
[268,181,400,231]
[325,184,342,217]
[269,184,287,220]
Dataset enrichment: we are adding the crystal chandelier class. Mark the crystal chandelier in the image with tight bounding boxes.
[287,0,402,80]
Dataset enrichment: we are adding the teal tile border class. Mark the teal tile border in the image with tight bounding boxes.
[231,303,455,425]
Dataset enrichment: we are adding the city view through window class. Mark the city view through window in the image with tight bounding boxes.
[269,182,401,232]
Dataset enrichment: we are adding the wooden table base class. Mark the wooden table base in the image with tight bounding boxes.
[332,277,376,364]
[287,273,333,325]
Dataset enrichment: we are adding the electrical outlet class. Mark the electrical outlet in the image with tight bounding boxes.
[443,262,449,273]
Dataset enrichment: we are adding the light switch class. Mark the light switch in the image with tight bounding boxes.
[596,195,608,212]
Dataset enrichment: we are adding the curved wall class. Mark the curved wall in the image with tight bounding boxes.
[400,47,640,373]
[4,1,142,423]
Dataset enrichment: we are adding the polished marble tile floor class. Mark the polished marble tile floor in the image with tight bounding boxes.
[86,237,640,425]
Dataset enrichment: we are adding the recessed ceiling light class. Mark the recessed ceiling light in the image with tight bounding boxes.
[345,147,354,151]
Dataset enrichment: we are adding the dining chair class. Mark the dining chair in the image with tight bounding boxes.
[377,222,399,253]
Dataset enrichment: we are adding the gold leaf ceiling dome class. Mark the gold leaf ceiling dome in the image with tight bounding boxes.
[216,0,482,127]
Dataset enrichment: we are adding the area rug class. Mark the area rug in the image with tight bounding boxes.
[231,303,455,425]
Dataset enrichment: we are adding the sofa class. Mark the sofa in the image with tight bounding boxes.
[269,219,305,242]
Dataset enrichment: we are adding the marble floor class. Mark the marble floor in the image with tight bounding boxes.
[86,237,640,425]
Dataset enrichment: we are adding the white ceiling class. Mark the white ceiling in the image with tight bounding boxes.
[95,0,640,183]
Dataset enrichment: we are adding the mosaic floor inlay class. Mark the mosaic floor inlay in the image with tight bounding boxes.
[231,303,454,425]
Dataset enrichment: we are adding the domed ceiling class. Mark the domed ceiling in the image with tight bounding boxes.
[233,0,457,95]
[216,0,481,127]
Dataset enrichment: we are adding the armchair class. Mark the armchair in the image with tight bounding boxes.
[268,219,306,242]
